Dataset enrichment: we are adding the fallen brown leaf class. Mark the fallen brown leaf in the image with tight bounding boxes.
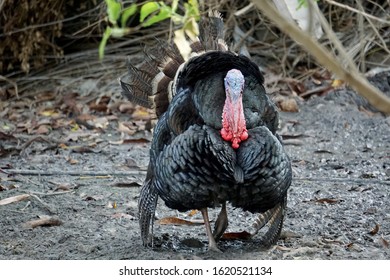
[131,106,153,120]
[0,194,30,205]
[111,182,142,188]
[380,237,389,248]
[23,216,62,229]
[187,210,199,217]
[157,216,204,226]
[123,138,150,144]
[221,231,252,240]
[275,245,292,251]
[313,198,340,204]
[67,157,79,165]
[369,224,380,235]
[279,98,299,112]
[118,122,137,135]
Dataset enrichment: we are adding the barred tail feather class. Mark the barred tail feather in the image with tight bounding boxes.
[138,171,159,247]
[251,196,287,246]
[120,11,230,118]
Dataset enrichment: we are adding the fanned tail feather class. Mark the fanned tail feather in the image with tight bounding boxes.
[250,196,287,246]
[199,11,228,52]
[120,11,229,118]
[138,171,159,246]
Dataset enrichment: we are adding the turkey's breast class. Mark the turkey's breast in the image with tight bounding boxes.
[154,121,291,213]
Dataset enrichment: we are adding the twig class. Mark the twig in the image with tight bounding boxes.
[0,75,19,98]
[28,190,74,196]
[324,0,390,25]
[234,3,255,16]
[0,5,103,37]
[29,194,56,214]
[300,85,333,98]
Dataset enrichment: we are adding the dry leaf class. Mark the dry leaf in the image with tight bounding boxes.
[275,245,292,251]
[91,117,109,129]
[187,210,199,217]
[221,231,252,240]
[111,182,141,188]
[312,78,322,85]
[67,157,79,165]
[109,139,124,145]
[380,237,389,248]
[279,98,299,112]
[23,216,62,229]
[35,125,50,134]
[53,184,72,191]
[118,122,137,135]
[58,143,68,149]
[313,198,340,204]
[118,103,134,113]
[0,194,30,205]
[332,79,344,88]
[39,109,59,117]
[123,138,150,144]
[369,224,380,235]
[157,216,204,226]
[131,107,152,120]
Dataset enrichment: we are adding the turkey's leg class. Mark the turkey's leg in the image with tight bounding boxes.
[200,208,220,252]
[213,202,228,241]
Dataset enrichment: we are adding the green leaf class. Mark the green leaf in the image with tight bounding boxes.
[140,2,160,22]
[121,3,138,27]
[105,0,122,25]
[171,0,179,13]
[183,17,199,39]
[188,0,200,18]
[141,3,171,27]
[99,27,112,60]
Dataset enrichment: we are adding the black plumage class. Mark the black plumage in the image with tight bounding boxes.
[120,12,292,251]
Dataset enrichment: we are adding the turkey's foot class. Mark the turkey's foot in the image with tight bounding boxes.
[213,202,228,241]
[200,208,221,252]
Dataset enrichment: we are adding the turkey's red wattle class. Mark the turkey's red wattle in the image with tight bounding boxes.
[220,69,247,149]
[221,104,248,149]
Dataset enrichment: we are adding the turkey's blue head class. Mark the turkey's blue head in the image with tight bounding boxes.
[221,69,248,149]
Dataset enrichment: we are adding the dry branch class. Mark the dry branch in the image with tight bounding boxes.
[251,0,390,114]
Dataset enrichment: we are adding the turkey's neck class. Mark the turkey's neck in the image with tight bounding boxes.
[220,89,248,149]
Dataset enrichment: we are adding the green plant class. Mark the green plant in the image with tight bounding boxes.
[99,0,200,59]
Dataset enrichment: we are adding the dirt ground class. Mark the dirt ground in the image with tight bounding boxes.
[0,71,389,260]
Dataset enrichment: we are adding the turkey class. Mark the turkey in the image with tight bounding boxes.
[120,12,292,251]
